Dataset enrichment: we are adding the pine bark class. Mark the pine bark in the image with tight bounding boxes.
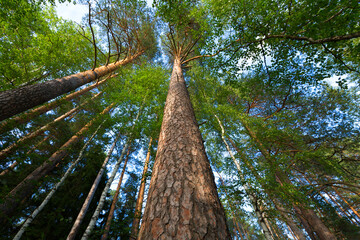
[0,104,113,224]
[66,130,121,240]
[130,138,153,239]
[101,146,132,240]
[138,57,230,239]
[0,74,113,134]
[0,51,141,121]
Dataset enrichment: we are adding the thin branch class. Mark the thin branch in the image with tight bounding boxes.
[88,1,97,70]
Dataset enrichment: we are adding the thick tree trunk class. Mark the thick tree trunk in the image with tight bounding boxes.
[101,146,132,240]
[138,57,230,239]
[0,104,113,224]
[0,92,102,161]
[130,137,153,239]
[12,121,104,240]
[66,130,122,240]
[0,51,141,121]
[0,74,114,134]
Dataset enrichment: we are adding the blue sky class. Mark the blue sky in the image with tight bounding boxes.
[55,0,153,24]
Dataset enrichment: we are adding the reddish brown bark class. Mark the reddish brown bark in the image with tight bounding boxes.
[101,146,132,240]
[0,75,113,134]
[130,138,153,239]
[0,92,102,161]
[138,57,230,239]
[332,187,360,221]
[0,104,113,224]
[0,51,141,121]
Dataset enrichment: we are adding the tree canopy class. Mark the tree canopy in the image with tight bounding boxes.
[0,0,359,239]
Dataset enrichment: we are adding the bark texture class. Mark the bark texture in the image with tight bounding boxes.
[0,104,113,224]
[138,58,230,239]
[0,52,141,121]
[0,75,113,134]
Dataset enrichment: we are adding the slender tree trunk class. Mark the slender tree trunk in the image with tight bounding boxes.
[101,146,132,240]
[130,137,153,239]
[241,121,337,240]
[215,170,245,240]
[332,187,360,221]
[327,191,358,224]
[215,114,274,240]
[66,130,122,240]
[227,137,312,240]
[80,140,131,240]
[0,104,113,224]
[274,202,307,240]
[0,74,114,134]
[138,57,230,239]
[12,121,105,240]
[0,51,142,121]
[80,106,142,240]
[26,135,51,154]
[0,92,102,160]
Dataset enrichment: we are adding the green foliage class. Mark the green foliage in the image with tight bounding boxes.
[1,0,360,239]
[0,5,94,90]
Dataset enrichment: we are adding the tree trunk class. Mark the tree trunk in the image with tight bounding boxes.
[138,57,230,239]
[80,106,142,240]
[274,202,307,240]
[130,137,153,239]
[0,91,103,160]
[0,51,142,121]
[12,121,104,240]
[241,121,337,240]
[226,136,316,240]
[215,114,274,240]
[0,104,113,224]
[80,140,131,240]
[0,74,114,134]
[332,187,360,221]
[101,146,132,240]
[66,130,122,240]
